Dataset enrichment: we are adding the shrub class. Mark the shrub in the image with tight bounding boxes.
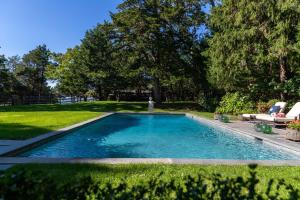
[216,92,256,115]
[0,170,58,200]
[257,99,280,113]
[288,120,300,131]
[197,94,219,112]
[0,166,299,200]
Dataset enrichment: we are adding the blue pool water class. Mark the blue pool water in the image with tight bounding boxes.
[22,114,300,160]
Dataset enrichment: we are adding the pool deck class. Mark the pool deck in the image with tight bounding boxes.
[1,112,300,168]
[186,114,300,155]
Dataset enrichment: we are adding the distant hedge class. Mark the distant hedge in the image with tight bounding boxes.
[0,165,299,200]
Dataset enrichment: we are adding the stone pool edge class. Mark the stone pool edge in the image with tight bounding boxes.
[1,157,300,166]
[0,113,114,156]
[1,112,300,166]
[186,113,300,156]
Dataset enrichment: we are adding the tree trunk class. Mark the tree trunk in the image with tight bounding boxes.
[38,70,44,104]
[97,85,102,100]
[279,56,287,101]
[116,91,120,102]
[153,77,161,103]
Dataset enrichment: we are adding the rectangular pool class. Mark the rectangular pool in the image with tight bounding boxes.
[21,114,300,160]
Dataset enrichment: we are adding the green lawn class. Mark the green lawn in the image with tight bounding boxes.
[3,164,300,194]
[0,101,213,140]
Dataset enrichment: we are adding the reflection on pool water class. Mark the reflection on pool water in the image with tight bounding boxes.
[22,114,300,160]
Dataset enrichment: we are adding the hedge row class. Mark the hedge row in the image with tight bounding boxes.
[0,166,299,200]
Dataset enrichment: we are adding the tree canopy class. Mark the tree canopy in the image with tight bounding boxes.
[0,45,55,104]
[111,0,207,102]
[1,0,299,108]
[207,0,300,100]
[47,0,210,103]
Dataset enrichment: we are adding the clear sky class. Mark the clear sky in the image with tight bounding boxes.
[0,0,123,57]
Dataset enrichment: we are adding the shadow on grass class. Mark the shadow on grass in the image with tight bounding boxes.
[0,123,52,140]
[156,102,203,111]
[8,164,178,183]
[0,101,204,113]
[0,102,148,113]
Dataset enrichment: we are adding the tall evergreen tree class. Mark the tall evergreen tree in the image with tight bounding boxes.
[0,54,18,103]
[207,0,300,100]
[48,47,90,98]
[112,0,206,102]
[21,45,52,101]
[0,54,9,100]
[81,23,125,99]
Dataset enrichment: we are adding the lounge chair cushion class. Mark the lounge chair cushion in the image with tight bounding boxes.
[275,102,287,113]
[256,115,295,122]
[286,102,300,118]
[268,105,281,114]
[242,114,255,118]
[242,113,270,119]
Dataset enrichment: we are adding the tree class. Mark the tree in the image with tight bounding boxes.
[0,54,9,100]
[0,54,18,103]
[48,47,90,99]
[47,0,212,103]
[6,55,21,72]
[21,45,52,102]
[112,0,206,102]
[206,0,300,101]
[81,23,126,99]
[0,54,5,69]
[4,55,28,104]
[49,23,128,100]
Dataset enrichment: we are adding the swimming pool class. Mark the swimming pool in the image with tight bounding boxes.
[21,114,300,160]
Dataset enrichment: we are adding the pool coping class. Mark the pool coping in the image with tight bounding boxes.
[185,114,300,156]
[0,113,114,156]
[1,157,300,166]
[1,112,300,166]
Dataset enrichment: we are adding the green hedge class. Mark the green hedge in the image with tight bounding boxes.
[216,92,257,115]
[0,166,299,200]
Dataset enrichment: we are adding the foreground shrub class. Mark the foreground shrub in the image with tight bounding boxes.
[0,166,299,199]
[216,92,256,115]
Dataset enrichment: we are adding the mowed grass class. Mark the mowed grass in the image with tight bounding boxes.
[0,111,101,140]
[4,164,300,193]
[0,101,212,140]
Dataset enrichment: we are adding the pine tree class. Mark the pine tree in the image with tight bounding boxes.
[207,0,300,100]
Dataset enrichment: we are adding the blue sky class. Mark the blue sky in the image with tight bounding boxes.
[0,0,122,57]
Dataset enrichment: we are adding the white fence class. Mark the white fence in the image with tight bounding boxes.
[57,97,96,104]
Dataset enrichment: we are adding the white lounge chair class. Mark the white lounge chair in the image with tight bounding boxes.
[242,102,287,120]
[256,102,300,124]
